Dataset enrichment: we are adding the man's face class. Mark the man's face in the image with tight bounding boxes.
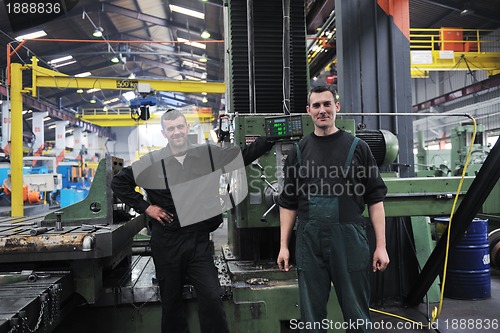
[162,117,189,152]
[306,91,340,131]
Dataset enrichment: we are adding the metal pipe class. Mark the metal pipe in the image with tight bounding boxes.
[338,112,472,117]
[405,136,500,306]
[225,112,473,117]
[30,227,49,236]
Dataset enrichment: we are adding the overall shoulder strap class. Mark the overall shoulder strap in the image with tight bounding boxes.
[343,137,360,171]
[294,142,302,166]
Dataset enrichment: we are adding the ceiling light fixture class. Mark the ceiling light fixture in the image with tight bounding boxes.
[15,30,47,41]
[128,73,136,79]
[52,60,77,68]
[460,8,474,16]
[200,29,211,39]
[48,55,73,64]
[90,95,97,104]
[76,89,84,94]
[460,2,474,16]
[199,54,208,63]
[93,27,104,38]
[177,37,206,50]
[75,72,92,77]
[202,96,208,103]
[169,5,205,19]
[111,56,120,64]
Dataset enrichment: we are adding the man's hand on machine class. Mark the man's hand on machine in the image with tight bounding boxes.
[145,205,174,225]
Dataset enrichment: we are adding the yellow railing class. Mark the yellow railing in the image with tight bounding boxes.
[410,28,500,53]
[409,28,500,78]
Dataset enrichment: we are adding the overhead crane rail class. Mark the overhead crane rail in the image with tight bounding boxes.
[409,28,500,78]
[80,107,214,127]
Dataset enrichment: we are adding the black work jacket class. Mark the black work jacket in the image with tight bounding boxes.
[111,137,274,232]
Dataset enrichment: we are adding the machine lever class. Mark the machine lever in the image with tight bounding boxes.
[260,175,278,192]
[252,162,264,171]
[260,203,277,222]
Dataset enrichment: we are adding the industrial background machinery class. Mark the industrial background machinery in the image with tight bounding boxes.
[1,113,498,333]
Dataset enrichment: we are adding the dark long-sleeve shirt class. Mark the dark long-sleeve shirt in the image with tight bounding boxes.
[111,137,274,232]
[278,130,387,224]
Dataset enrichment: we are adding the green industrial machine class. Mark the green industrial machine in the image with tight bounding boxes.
[415,123,489,177]
[450,123,489,176]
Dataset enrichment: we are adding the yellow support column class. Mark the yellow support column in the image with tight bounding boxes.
[10,63,24,216]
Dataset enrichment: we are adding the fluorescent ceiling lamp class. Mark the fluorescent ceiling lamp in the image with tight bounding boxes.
[75,72,92,77]
[169,5,204,19]
[201,92,207,96]
[199,54,208,62]
[111,56,120,63]
[177,37,206,50]
[15,30,47,41]
[52,60,77,68]
[43,117,51,121]
[122,91,136,101]
[86,88,101,93]
[181,60,206,70]
[22,110,32,115]
[48,125,57,129]
[65,129,74,133]
[90,96,97,104]
[76,89,84,94]
[184,75,201,81]
[103,97,120,105]
[48,55,73,64]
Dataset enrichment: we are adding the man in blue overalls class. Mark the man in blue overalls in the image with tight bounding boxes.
[277,86,390,333]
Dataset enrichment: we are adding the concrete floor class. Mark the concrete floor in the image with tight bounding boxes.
[213,221,500,333]
[370,268,500,333]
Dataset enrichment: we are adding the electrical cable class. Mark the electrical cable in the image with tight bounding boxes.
[368,114,478,328]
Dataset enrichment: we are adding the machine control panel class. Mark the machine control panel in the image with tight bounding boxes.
[264,115,303,141]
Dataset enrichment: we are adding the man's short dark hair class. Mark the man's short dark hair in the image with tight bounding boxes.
[161,109,187,129]
[307,86,338,105]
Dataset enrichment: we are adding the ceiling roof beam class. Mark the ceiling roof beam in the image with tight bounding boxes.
[422,0,500,24]
[100,2,222,40]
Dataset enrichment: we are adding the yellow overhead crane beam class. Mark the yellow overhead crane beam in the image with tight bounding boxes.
[28,57,225,95]
[9,56,225,216]
[410,28,500,78]
[80,108,214,127]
